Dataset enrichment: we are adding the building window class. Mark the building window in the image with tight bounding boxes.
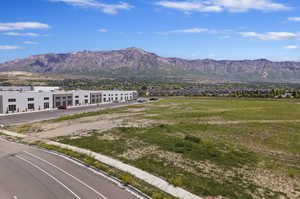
[84,95,88,98]
[68,96,72,99]
[28,98,34,101]
[8,104,16,112]
[75,96,79,98]
[62,97,66,99]
[85,99,88,104]
[44,102,49,109]
[103,98,106,102]
[8,98,16,102]
[28,103,35,110]
[75,100,79,105]
[67,100,72,106]
[56,97,60,100]
[56,102,61,107]
[44,97,49,100]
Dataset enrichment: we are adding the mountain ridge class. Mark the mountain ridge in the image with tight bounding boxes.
[1,47,300,83]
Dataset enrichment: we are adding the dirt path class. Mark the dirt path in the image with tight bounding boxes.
[24,119,124,142]
[22,111,161,142]
[202,120,300,125]
[24,119,300,142]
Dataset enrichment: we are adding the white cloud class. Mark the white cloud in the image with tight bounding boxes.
[215,0,291,12]
[284,45,299,49]
[288,17,300,22]
[0,45,21,50]
[155,0,291,13]
[98,28,108,32]
[24,41,39,45]
[49,0,133,14]
[156,1,222,12]
[162,28,218,34]
[239,32,300,40]
[0,22,50,31]
[3,32,40,37]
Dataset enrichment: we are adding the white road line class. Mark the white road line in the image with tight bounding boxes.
[23,151,108,199]
[16,155,81,199]
[13,196,18,199]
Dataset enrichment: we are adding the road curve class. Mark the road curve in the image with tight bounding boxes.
[0,139,139,199]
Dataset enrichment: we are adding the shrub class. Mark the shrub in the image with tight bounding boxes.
[152,192,163,199]
[184,135,201,143]
[169,175,183,187]
[174,142,193,153]
[121,173,134,185]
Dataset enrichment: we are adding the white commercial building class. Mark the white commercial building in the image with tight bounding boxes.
[101,90,135,103]
[0,86,138,115]
[0,90,53,114]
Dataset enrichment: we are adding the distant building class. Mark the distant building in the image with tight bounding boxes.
[0,87,138,115]
[33,86,60,92]
[0,86,33,91]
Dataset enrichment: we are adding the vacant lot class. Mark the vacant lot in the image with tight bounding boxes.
[12,97,300,198]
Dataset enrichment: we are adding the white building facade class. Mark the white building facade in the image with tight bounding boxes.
[0,87,138,115]
[0,91,53,114]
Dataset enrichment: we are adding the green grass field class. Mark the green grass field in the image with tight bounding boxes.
[53,97,300,198]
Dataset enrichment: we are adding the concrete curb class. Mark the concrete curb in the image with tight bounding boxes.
[35,147,151,199]
[0,135,150,199]
[0,129,27,138]
[48,141,203,199]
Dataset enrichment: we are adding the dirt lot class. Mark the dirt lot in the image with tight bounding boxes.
[22,109,163,142]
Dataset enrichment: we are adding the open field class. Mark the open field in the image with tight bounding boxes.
[10,97,300,198]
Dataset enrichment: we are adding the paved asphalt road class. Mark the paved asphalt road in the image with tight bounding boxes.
[0,102,137,126]
[0,139,139,199]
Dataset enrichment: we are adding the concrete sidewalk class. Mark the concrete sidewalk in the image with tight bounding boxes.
[0,129,26,138]
[0,129,202,199]
[48,141,203,199]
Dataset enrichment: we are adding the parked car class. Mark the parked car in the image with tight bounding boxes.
[57,105,67,110]
[137,98,148,103]
[149,97,159,101]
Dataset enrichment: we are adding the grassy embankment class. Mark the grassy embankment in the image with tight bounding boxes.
[13,97,300,198]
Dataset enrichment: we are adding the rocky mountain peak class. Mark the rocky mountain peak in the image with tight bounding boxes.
[1,47,300,82]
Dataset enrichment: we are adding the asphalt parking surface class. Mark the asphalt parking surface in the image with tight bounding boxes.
[0,102,136,126]
[0,139,139,199]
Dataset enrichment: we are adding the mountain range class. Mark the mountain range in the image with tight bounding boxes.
[1,47,300,83]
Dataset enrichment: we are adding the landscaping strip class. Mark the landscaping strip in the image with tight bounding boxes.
[46,141,202,199]
[36,142,176,199]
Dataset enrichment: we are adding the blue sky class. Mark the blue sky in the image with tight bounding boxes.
[1,0,300,63]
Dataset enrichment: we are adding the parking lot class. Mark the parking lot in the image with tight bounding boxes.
[0,101,136,126]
